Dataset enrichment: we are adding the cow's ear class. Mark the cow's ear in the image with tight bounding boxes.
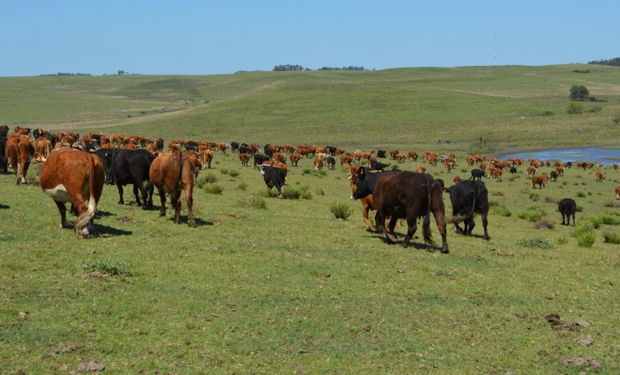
[359,167,366,179]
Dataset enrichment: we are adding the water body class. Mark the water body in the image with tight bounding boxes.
[500,147,620,166]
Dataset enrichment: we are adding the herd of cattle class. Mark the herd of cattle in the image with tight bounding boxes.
[1,125,619,251]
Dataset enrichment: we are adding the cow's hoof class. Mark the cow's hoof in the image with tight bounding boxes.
[117,201,123,205]
[484,236,490,241]
[159,212,166,217]
[188,219,195,228]
[386,233,398,243]
[441,248,450,254]
[141,205,148,210]
[368,225,378,232]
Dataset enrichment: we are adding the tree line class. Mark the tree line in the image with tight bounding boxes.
[39,73,92,76]
[588,57,620,67]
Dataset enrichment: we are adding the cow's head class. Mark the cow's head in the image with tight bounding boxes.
[352,167,372,200]
[259,164,268,176]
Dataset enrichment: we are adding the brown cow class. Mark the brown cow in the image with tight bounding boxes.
[6,135,34,184]
[531,175,549,188]
[239,152,250,166]
[596,171,604,182]
[616,186,620,199]
[289,153,301,167]
[36,148,104,238]
[314,157,323,171]
[453,176,463,185]
[347,164,360,179]
[417,164,426,174]
[199,149,213,169]
[395,153,406,163]
[35,137,52,159]
[149,151,196,226]
[555,166,564,176]
[527,166,537,175]
[408,151,418,161]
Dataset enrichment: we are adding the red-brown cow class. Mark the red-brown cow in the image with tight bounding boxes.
[35,137,52,159]
[149,151,196,226]
[616,186,620,199]
[531,175,549,188]
[239,152,250,166]
[289,153,301,167]
[36,148,104,238]
[6,135,35,184]
[314,157,323,171]
[596,171,604,182]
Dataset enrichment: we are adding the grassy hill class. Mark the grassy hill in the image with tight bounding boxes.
[2,64,620,151]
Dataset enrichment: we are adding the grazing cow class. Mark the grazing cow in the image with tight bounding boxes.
[613,164,618,170]
[253,154,270,170]
[6,135,34,184]
[531,175,549,188]
[470,168,484,181]
[616,186,620,200]
[326,146,337,156]
[453,176,462,185]
[340,155,353,166]
[95,148,115,185]
[0,134,7,174]
[0,125,9,137]
[230,142,240,153]
[549,170,558,182]
[580,162,587,170]
[527,166,537,176]
[289,153,301,167]
[314,157,324,171]
[264,144,275,158]
[111,149,154,210]
[335,147,345,155]
[36,148,104,238]
[263,166,286,198]
[408,151,418,161]
[239,152,250,166]
[558,198,576,226]
[370,160,389,171]
[596,171,604,182]
[376,150,386,158]
[444,161,453,173]
[199,149,213,169]
[510,166,517,176]
[326,156,336,170]
[148,151,196,226]
[555,166,564,176]
[388,150,399,160]
[217,142,228,153]
[417,164,426,174]
[395,153,407,163]
[361,171,449,252]
[448,180,490,240]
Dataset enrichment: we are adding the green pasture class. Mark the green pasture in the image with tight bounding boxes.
[1,65,620,373]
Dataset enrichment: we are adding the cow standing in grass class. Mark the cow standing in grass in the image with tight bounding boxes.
[558,198,576,226]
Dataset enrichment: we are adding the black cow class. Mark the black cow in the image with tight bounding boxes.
[185,141,198,152]
[550,170,558,181]
[253,154,270,170]
[377,150,386,158]
[370,160,389,171]
[0,135,8,174]
[558,198,576,226]
[44,132,59,148]
[510,166,517,176]
[155,139,164,152]
[239,145,249,154]
[365,171,449,252]
[33,128,48,140]
[470,168,484,180]
[230,142,240,153]
[263,166,286,199]
[448,180,490,240]
[326,156,336,170]
[95,148,115,185]
[0,125,8,138]
[566,161,572,169]
[111,149,154,210]
[91,134,101,146]
[352,168,399,201]
[581,162,587,171]
[326,146,337,156]
[264,144,274,158]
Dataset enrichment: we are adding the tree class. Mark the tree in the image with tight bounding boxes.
[118,70,126,75]
[569,85,589,101]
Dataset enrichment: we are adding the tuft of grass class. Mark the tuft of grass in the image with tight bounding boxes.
[545,196,559,203]
[239,197,267,210]
[517,237,553,249]
[198,173,218,187]
[556,236,568,245]
[257,188,280,198]
[576,204,584,212]
[284,185,313,200]
[329,201,353,220]
[204,184,224,195]
[602,230,620,244]
[540,110,554,116]
[315,187,325,196]
[228,169,240,177]
[529,193,539,202]
[220,168,230,175]
[518,211,544,222]
[236,182,248,191]
[534,217,555,229]
[302,168,327,177]
[577,231,595,248]
[83,258,133,276]
[575,191,586,198]
[490,206,512,217]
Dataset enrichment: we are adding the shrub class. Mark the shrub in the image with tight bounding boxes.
[576,204,584,212]
[577,232,595,248]
[517,237,554,249]
[534,217,555,229]
[228,169,240,178]
[198,173,218,187]
[589,106,602,113]
[329,201,353,220]
[302,168,327,177]
[204,184,224,195]
[83,259,133,276]
[236,182,248,191]
[220,168,229,175]
[566,102,583,114]
[490,206,512,217]
[613,113,620,125]
[545,196,559,203]
[541,110,554,116]
[518,211,544,222]
[239,197,267,210]
[602,230,620,244]
[258,188,280,198]
[599,213,620,225]
[575,220,595,237]
[282,185,312,200]
[556,237,568,245]
[529,193,539,202]
[576,191,586,198]
[581,215,602,229]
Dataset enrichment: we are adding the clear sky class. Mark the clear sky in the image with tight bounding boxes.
[1,0,618,76]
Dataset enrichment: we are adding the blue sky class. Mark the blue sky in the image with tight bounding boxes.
[1,0,618,76]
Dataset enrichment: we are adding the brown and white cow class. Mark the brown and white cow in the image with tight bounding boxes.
[289,153,302,167]
[6,135,35,184]
[36,148,104,238]
[149,151,196,227]
[596,171,604,182]
[314,157,324,171]
[531,175,549,188]
[616,185,620,200]
[35,137,52,159]
[199,149,213,169]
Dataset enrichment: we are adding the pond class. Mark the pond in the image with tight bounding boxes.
[499,147,620,166]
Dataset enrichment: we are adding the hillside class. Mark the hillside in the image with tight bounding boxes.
[2,64,620,151]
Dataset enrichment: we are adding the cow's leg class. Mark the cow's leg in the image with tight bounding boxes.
[54,201,70,228]
[481,212,490,240]
[452,206,464,234]
[116,184,124,205]
[571,213,576,226]
[173,190,182,224]
[387,216,397,234]
[361,202,377,232]
[185,184,194,227]
[432,207,449,254]
[132,183,142,207]
[158,187,166,217]
[401,212,418,248]
[376,210,396,244]
[146,184,154,210]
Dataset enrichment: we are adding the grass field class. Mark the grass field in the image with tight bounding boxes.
[1,65,620,374]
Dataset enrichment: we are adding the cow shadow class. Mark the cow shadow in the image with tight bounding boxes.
[94,224,133,237]
[167,216,214,227]
[95,210,115,218]
[0,204,9,209]
[367,233,445,252]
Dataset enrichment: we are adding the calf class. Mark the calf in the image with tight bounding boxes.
[263,166,286,198]
[148,151,196,226]
[36,148,104,238]
[558,198,576,226]
[448,180,490,240]
[596,171,604,182]
[111,149,154,210]
[470,168,484,181]
[325,156,336,170]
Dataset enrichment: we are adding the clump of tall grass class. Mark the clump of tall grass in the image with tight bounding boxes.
[329,201,353,220]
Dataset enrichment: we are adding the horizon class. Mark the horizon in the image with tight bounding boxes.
[1,0,619,77]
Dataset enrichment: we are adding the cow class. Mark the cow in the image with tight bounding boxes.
[470,168,484,181]
[239,152,250,166]
[376,150,386,158]
[326,146,337,156]
[566,161,572,169]
[340,155,353,166]
[314,157,324,171]
[0,134,8,174]
[253,154,270,170]
[263,166,286,198]
[395,153,407,163]
[596,171,604,182]
[558,198,576,226]
[363,171,449,252]
[199,149,213,169]
[531,175,548,188]
[370,160,389,171]
[325,156,336,170]
[447,180,490,240]
[453,176,463,185]
[0,125,9,137]
[549,170,558,182]
[289,153,301,167]
[230,142,240,153]
[36,148,104,238]
[417,164,426,174]
[616,186,620,200]
[6,135,34,184]
[348,171,388,232]
[527,166,537,176]
[95,148,115,185]
[555,166,564,176]
[510,166,517,176]
[111,149,154,210]
[148,151,196,226]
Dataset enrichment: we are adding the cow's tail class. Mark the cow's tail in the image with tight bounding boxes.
[74,155,97,238]
[449,182,478,224]
[422,174,435,246]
